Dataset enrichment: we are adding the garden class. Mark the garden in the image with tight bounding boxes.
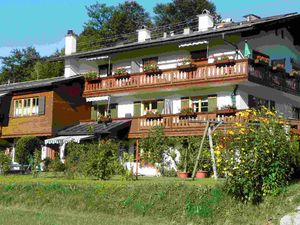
[0,107,300,224]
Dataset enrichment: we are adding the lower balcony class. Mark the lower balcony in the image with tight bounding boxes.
[128,112,242,138]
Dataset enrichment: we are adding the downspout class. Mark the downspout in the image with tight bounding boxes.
[231,85,239,108]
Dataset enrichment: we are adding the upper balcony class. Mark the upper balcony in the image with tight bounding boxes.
[83,59,249,97]
[83,58,300,97]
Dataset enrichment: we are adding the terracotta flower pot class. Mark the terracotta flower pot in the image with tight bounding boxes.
[196,170,208,179]
[177,171,189,179]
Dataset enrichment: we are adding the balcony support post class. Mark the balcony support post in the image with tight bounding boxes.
[135,139,139,180]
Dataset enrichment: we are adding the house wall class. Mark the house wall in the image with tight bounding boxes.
[1,91,54,138]
[52,82,91,133]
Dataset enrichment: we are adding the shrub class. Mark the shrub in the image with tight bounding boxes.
[65,140,122,180]
[32,150,41,178]
[48,157,65,172]
[0,151,11,175]
[215,107,297,203]
[15,136,41,165]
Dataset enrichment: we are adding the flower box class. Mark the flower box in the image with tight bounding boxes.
[144,113,162,119]
[217,109,236,114]
[144,69,162,76]
[176,64,197,71]
[272,64,285,72]
[289,70,299,78]
[214,59,236,66]
[114,73,130,79]
[178,112,197,119]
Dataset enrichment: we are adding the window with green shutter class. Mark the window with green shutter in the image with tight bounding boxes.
[91,105,97,120]
[157,100,164,114]
[181,97,190,110]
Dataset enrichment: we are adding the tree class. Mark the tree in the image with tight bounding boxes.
[15,136,41,165]
[0,47,40,84]
[153,0,218,28]
[0,151,11,175]
[77,1,152,52]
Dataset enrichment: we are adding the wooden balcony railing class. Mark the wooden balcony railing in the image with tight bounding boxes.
[128,112,244,138]
[83,59,249,97]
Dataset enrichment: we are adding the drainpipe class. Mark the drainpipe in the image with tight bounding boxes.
[231,85,239,108]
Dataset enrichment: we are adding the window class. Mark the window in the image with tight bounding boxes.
[191,97,208,112]
[142,101,157,115]
[191,50,207,61]
[98,64,112,76]
[248,95,269,109]
[14,97,40,117]
[293,107,300,120]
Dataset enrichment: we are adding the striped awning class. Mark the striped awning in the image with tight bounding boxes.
[86,96,110,102]
[44,135,93,145]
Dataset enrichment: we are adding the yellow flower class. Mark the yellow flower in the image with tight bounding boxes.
[228,172,233,177]
[228,130,234,135]
[245,170,249,174]
[235,122,242,127]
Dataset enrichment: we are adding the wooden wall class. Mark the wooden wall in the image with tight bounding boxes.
[1,91,54,138]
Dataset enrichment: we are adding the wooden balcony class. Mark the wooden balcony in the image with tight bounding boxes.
[83,59,249,97]
[128,112,300,139]
[128,112,243,138]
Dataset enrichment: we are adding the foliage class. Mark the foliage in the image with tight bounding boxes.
[114,67,128,75]
[162,168,177,177]
[220,104,237,110]
[48,157,65,173]
[65,141,122,180]
[139,126,170,166]
[0,47,40,84]
[15,136,41,165]
[84,71,98,80]
[153,0,218,28]
[0,140,11,150]
[30,58,64,80]
[215,107,297,203]
[180,106,194,114]
[143,63,159,72]
[42,157,52,172]
[0,151,11,175]
[78,1,152,52]
[32,150,41,178]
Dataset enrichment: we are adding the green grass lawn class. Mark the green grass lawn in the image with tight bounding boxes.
[0,174,300,225]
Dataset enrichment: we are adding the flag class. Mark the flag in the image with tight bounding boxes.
[244,40,251,58]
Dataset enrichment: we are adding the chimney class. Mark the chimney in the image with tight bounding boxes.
[183,27,191,35]
[65,30,77,55]
[243,14,261,22]
[197,9,214,32]
[137,25,151,42]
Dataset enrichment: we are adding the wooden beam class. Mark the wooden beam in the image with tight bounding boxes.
[135,139,139,180]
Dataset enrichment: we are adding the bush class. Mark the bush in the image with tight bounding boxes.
[215,107,297,203]
[15,136,41,165]
[0,151,11,175]
[48,157,65,172]
[65,140,122,180]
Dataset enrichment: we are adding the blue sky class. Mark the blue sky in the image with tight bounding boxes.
[0,0,299,59]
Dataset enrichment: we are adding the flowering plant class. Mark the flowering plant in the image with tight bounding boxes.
[255,55,270,64]
[97,114,112,123]
[143,63,159,72]
[84,71,98,80]
[180,56,193,65]
[290,69,299,77]
[114,67,127,75]
[214,107,296,203]
[180,106,194,114]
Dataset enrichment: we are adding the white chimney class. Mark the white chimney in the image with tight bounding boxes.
[183,27,191,35]
[137,25,151,42]
[197,10,214,32]
[65,30,77,55]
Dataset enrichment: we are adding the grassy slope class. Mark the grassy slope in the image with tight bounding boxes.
[0,175,300,225]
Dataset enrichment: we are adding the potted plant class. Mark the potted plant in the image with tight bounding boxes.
[114,67,129,78]
[179,107,197,119]
[97,114,112,123]
[144,110,162,119]
[289,69,299,77]
[217,105,237,114]
[214,56,235,66]
[177,56,197,71]
[195,157,211,179]
[143,63,161,75]
[176,137,192,179]
[254,55,270,66]
[272,63,285,72]
[84,71,99,81]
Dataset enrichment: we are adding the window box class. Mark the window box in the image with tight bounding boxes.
[177,64,197,71]
[289,70,299,78]
[178,112,197,119]
[114,73,130,79]
[84,71,99,81]
[272,64,285,72]
[144,113,162,119]
[114,67,130,78]
[144,69,162,76]
[254,58,269,67]
[216,109,236,115]
[215,59,236,66]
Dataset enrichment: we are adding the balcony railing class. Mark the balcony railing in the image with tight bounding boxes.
[128,112,243,138]
[248,61,300,95]
[84,59,249,96]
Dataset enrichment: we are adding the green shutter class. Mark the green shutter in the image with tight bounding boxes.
[181,98,190,110]
[10,99,14,117]
[110,104,118,118]
[157,100,164,114]
[208,96,217,112]
[91,105,97,120]
[134,102,141,116]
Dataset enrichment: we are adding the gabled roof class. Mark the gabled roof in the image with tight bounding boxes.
[57,120,131,136]
[0,75,83,94]
[51,12,300,61]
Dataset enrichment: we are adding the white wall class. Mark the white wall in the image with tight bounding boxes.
[217,92,233,109]
[172,98,181,114]
[117,102,134,118]
[236,90,249,110]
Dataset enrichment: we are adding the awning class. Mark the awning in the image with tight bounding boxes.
[178,41,208,48]
[86,96,110,102]
[44,135,93,145]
